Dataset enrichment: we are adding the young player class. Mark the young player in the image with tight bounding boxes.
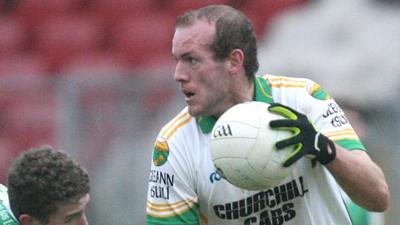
[7,146,91,225]
[146,5,389,225]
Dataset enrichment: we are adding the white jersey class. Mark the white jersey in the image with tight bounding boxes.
[146,75,365,225]
[0,184,19,225]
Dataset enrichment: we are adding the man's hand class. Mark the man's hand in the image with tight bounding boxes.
[268,103,336,167]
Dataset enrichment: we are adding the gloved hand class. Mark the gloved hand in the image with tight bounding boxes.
[268,103,336,167]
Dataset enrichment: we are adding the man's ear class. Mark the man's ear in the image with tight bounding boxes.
[19,214,40,225]
[226,48,244,75]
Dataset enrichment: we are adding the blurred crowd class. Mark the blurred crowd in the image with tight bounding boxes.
[0,0,305,180]
[1,0,399,224]
[0,0,305,75]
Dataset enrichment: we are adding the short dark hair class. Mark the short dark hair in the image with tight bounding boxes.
[7,146,90,223]
[176,4,259,80]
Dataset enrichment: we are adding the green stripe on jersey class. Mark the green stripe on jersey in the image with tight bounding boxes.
[336,139,366,151]
[346,201,369,225]
[147,206,200,225]
[254,76,274,104]
[312,89,330,100]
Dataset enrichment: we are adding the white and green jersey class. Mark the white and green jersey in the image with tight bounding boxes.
[146,75,366,225]
[0,184,19,225]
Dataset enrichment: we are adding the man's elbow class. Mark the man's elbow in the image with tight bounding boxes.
[371,183,390,212]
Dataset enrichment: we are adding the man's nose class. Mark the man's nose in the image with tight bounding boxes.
[174,62,189,82]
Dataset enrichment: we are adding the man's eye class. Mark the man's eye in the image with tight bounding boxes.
[64,217,74,223]
[64,213,81,223]
[187,57,198,65]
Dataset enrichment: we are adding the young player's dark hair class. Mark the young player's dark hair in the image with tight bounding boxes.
[7,146,90,223]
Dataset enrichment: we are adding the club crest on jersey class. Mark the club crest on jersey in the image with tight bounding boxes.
[153,137,169,167]
[308,83,331,100]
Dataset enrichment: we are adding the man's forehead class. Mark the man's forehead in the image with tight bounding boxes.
[58,194,90,215]
[174,21,215,45]
[172,21,215,58]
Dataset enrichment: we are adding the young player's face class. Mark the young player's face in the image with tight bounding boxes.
[172,20,234,117]
[45,194,90,225]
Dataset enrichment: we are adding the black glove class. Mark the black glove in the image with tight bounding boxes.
[268,103,336,167]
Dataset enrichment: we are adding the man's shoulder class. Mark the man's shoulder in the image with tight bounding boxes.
[0,184,8,201]
[0,184,7,193]
[260,74,316,88]
[158,107,196,140]
[259,74,331,100]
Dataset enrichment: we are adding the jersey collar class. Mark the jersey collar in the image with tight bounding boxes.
[197,76,274,134]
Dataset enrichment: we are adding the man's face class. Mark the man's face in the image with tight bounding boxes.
[45,194,90,225]
[172,20,234,117]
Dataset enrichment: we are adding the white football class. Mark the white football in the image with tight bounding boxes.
[209,101,294,190]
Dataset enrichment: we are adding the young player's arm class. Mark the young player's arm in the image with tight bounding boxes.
[326,147,389,212]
